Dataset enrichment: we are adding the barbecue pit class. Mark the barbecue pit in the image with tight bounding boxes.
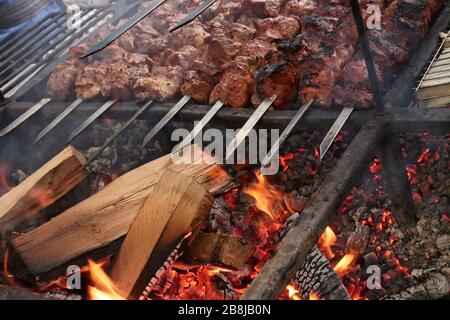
[0,0,449,301]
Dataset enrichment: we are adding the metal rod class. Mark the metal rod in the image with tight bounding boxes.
[80,0,169,59]
[172,100,224,153]
[349,0,384,112]
[0,10,110,92]
[85,100,153,167]
[66,99,117,144]
[0,98,51,137]
[0,13,62,56]
[141,95,191,148]
[0,16,67,71]
[225,96,275,162]
[170,0,219,32]
[34,98,84,144]
[319,107,354,161]
[260,99,313,170]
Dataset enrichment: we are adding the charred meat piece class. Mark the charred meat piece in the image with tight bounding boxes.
[133,66,184,101]
[75,61,109,100]
[181,71,213,104]
[46,59,81,101]
[252,59,300,109]
[254,16,301,40]
[210,63,254,109]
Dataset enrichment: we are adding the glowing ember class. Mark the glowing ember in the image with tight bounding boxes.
[318,227,337,259]
[309,292,320,300]
[286,284,301,300]
[334,251,358,277]
[29,186,55,208]
[87,259,126,300]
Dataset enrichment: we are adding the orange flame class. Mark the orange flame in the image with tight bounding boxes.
[3,248,17,287]
[87,259,126,300]
[334,251,358,277]
[309,292,320,300]
[318,227,337,259]
[243,171,282,219]
[286,285,301,300]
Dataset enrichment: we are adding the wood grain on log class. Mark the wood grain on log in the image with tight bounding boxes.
[0,146,87,230]
[183,232,255,270]
[12,146,231,274]
[110,169,214,299]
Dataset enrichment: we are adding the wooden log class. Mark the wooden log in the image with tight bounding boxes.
[380,133,417,228]
[109,169,214,299]
[0,146,87,230]
[12,145,231,274]
[183,232,255,270]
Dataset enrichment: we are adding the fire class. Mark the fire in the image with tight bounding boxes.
[309,292,320,300]
[318,227,337,259]
[334,251,358,277]
[286,285,301,300]
[242,171,282,219]
[3,248,17,287]
[29,186,55,208]
[86,259,126,300]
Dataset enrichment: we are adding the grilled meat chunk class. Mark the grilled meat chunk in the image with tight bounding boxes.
[134,66,184,101]
[254,16,301,39]
[75,61,109,100]
[46,59,81,101]
[252,59,300,109]
[181,71,213,104]
[210,63,254,108]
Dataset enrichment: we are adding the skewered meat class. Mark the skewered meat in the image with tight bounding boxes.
[46,59,81,101]
[165,46,201,71]
[46,0,447,110]
[181,71,213,104]
[133,66,184,101]
[74,61,109,100]
[254,16,300,40]
[252,58,300,109]
[210,63,254,108]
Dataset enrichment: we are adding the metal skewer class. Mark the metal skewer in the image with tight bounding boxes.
[84,100,153,167]
[141,95,191,148]
[319,107,354,161]
[260,99,313,169]
[34,98,84,144]
[170,0,219,32]
[225,95,276,162]
[172,100,224,153]
[66,99,117,144]
[0,98,51,137]
[80,0,169,59]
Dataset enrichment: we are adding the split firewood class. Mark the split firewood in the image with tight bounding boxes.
[276,213,350,300]
[183,232,255,270]
[0,146,88,230]
[108,168,215,299]
[12,145,231,274]
[380,270,449,300]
